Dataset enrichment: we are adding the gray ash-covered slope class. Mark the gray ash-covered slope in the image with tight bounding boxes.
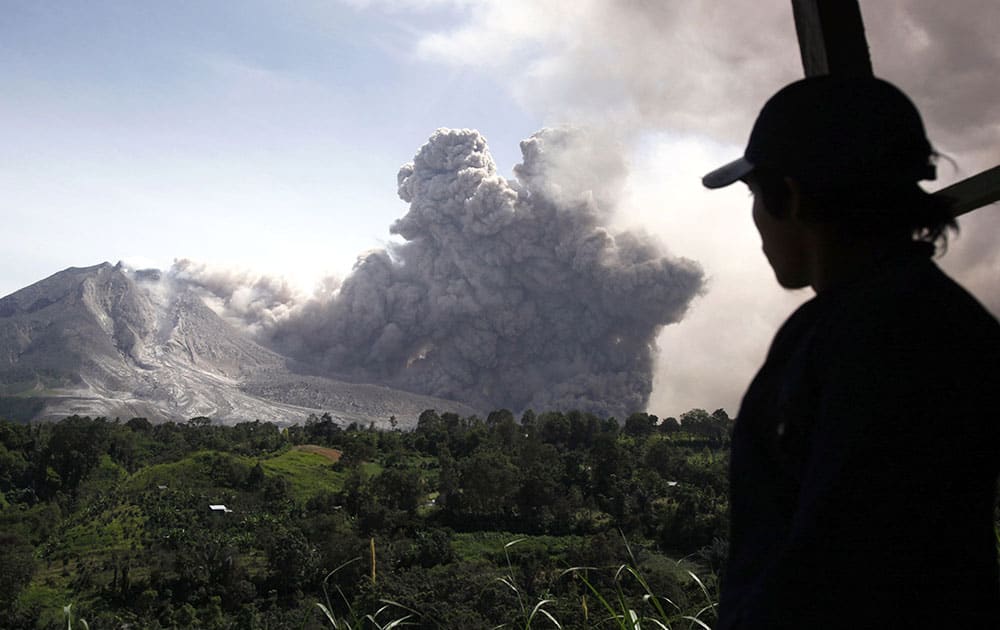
[0,263,473,425]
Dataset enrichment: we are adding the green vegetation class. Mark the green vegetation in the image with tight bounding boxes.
[0,410,739,628]
[261,448,350,503]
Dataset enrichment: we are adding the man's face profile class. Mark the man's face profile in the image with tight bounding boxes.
[746,174,811,291]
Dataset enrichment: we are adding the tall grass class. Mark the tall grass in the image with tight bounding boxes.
[62,603,90,630]
[562,564,715,629]
[313,536,718,629]
[496,538,562,629]
[497,535,718,630]
[315,559,419,629]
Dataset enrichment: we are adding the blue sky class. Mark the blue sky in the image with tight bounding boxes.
[3,1,997,415]
[1,1,540,292]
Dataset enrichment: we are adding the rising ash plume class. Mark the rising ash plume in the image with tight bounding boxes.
[260,128,703,418]
[167,258,338,338]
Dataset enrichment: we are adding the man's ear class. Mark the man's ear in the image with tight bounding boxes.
[783,176,803,221]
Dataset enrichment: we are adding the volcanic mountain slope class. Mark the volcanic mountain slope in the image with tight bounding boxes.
[0,263,474,425]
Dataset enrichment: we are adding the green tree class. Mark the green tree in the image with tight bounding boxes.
[373,466,426,514]
[454,449,521,525]
[37,415,112,497]
[0,532,35,611]
[624,412,657,438]
[264,527,320,598]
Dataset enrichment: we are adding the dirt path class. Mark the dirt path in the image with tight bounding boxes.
[294,444,342,462]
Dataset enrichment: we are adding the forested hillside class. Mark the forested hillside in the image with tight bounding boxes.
[0,410,736,628]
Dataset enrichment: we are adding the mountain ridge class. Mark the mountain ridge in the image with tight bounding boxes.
[0,263,476,426]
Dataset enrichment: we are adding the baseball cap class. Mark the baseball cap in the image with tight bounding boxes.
[702,75,937,190]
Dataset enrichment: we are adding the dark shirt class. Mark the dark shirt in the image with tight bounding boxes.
[718,246,1000,629]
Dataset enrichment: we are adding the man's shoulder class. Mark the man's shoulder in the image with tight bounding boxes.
[765,255,999,384]
[803,259,1000,387]
[899,259,998,341]
[831,256,998,337]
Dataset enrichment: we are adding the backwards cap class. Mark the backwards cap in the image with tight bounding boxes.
[702,75,936,190]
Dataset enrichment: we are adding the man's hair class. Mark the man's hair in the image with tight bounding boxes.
[754,166,958,251]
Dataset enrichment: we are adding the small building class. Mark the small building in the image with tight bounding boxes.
[209,504,232,513]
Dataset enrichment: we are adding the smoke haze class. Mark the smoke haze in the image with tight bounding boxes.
[166,259,339,338]
[409,0,1000,414]
[415,1,999,162]
[37,1,993,420]
[255,128,702,418]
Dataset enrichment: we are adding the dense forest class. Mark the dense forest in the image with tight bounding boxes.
[1,409,737,628]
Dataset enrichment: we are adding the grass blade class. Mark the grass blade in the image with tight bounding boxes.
[564,567,627,629]
[316,603,340,628]
[526,599,561,629]
[680,615,713,630]
[686,570,712,603]
[536,607,563,629]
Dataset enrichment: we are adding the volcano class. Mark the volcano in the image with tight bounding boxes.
[0,262,474,426]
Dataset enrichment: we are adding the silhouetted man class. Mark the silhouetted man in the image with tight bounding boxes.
[703,75,1000,628]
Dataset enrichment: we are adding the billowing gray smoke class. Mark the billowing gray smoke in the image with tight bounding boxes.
[266,128,703,418]
[166,258,339,338]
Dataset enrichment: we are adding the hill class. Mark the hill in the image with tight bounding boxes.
[0,263,476,426]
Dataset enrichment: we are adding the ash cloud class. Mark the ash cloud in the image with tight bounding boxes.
[403,0,1000,414]
[266,128,704,418]
[414,1,1000,164]
[411,0,1000,250]
[163,259,339,338]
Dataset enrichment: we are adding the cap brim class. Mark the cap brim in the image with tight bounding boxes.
[702,157,755,189]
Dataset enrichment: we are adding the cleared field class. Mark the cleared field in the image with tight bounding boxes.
[261,448,347,502]
[293,444,342,462]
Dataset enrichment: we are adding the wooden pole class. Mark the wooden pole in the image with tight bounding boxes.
[791,0,999,215]
[934,166,1000,217]
[792,0,872,77]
